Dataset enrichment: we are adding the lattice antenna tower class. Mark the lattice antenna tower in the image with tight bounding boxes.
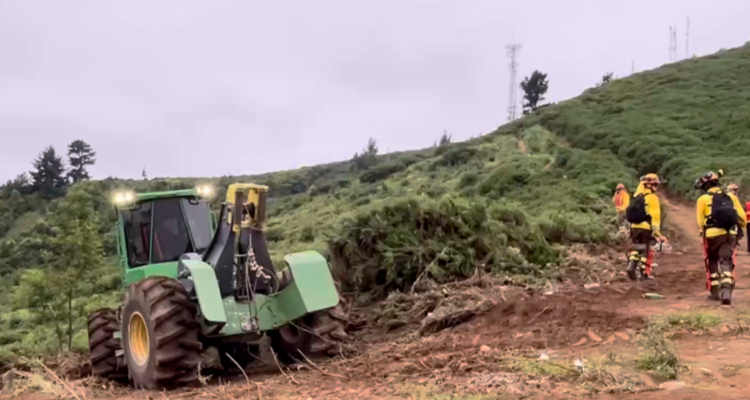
[685,17,690,59]
[668,26,678,62]
[505,43,521,121]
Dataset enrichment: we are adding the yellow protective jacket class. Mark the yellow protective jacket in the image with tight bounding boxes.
[613,190,630,212]
[631,183,661,234]
[696,187,747,238]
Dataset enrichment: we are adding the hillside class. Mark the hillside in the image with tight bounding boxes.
[525,43,750,196]
[2,43,750,368]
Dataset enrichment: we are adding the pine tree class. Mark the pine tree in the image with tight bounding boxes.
[520,70,550,114]
[66,140,96,183]
[439,130,452,147]
[351,137,379,170]
[30,146,67,198]
[597,72,614,87]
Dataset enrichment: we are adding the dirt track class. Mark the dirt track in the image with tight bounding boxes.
[11,197,750,399]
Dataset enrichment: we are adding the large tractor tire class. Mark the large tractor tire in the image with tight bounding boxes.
[121,276,203,390]
[269,301,349,365]
[88,308,127,381]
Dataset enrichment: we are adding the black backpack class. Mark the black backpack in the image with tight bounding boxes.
[626,193,651,224]
[709,191,738,230]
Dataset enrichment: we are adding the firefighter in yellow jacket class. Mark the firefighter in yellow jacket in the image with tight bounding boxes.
[626,174,665,280]
[613,183,630,231]
[695,171,747,304]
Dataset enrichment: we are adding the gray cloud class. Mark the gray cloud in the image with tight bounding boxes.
[1,0,748,181]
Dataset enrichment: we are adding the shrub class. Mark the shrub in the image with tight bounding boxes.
[299,226,315,243]
[432,146,478,168]
[360,161,408,184]
[477,159,533,198]
[458,172,479,189]
[328,196,558,297]
[536,210,609,244]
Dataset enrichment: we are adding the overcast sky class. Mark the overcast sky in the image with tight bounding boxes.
[1,1,748,182]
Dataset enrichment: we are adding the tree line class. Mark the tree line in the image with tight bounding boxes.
[5,140,96,200]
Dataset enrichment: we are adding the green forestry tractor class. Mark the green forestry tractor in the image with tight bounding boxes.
[87,183,348,389]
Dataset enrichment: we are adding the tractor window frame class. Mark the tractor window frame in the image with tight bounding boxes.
[121,202,153,268]
[122,196,212,268]
[180,198,212,254]
[149,198,195,264]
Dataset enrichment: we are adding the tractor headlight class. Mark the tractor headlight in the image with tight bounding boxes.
[196,184,214,198]
[112,190,137,207]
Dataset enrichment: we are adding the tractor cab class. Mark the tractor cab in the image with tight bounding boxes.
[113,187,215,285]
[112,184,277,295]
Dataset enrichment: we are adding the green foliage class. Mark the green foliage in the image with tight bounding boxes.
[329,196,559,296]
[66,140,96,183]
[532,44,750,197]
[2,173,33,197]
[636,324,683,380]
[14,185,107,352]
[439,130,452,147]
[652,311,722,332]
[30,146,67,199]
[432,145,478,168]
[359,158,413,184]
[352,137,379,170]
[502,356,572,377]
[598,72,614,87]
[521,70,550,114]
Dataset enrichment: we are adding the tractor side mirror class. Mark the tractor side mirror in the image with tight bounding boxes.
[210,211,218,232]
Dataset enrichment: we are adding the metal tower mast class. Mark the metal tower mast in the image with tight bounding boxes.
[505,43,521,121]
[685,17,690,59]
[669,26,678,62]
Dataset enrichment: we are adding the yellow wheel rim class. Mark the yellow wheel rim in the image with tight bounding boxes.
[128,312,150,367]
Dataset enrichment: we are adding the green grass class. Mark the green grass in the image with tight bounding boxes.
[632,312,720,380]
[636,324,683,380]
[500,356,573,377]
[653,311,723,331]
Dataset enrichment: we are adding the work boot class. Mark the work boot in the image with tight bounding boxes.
[627,252,640,281]
[709,285,721,301]
[639,262,652,280]
[721,271,734,306]
[708,273,721,301]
